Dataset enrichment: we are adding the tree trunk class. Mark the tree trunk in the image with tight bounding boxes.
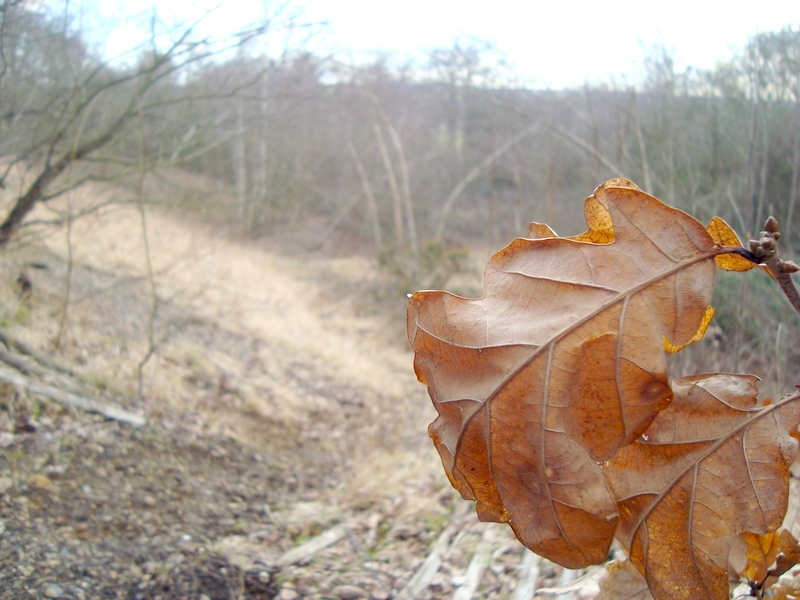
[234,100,248,231]
[348,141,383,250]
[253,73,269,232]
[371,110,405,247]
[0,116,126,248]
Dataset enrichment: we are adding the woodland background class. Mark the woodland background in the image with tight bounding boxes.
[4,3,800,391]
[2,1,800,598]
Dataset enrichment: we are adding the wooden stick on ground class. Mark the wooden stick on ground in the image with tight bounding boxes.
[0,327,75,376]
[512,550,541,600]
[276,524,348,568]
[556,569,578,600]
[453,526,496,600]
[0,365,146,427]
[537,567,606,598]
[395,520,461,600]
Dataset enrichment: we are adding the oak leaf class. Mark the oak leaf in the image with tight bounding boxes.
[729,528,800,593]
[706,217,758,273]
[729,530,782,588]
[407,180,752,568]
[598,530,800,600]
[769,530,800,585]
[603,374,800,599]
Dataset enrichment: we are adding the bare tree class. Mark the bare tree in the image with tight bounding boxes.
[0,1,280,248]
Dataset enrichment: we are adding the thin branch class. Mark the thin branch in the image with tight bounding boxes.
[0,9,277,249]
[748,216,800,316]
[0,107,134,247]
[632,92,654,193]
[133,95,159,399]
[370,102,405,247]
[546,121,625,176]
[435,121,541,239]
[53,85,95,350]
[348,140,382,249]
[371,97,418,253]
[386,121,418,254]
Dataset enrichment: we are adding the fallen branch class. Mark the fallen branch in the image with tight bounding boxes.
[0,365,146,426]
[0,345,77,397]
[276,523,347,568]
[395,519,461,600]
[453,527,496,600]
[0,327,76,377]
[555,568,578,600]
[537,567,606,597]
[0,345,42,376]
[511,550,541,600]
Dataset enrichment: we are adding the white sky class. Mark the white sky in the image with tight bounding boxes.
[90,0,800,89]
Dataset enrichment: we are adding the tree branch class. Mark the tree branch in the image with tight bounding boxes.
[435,121,541,239]
[748,216,800,316]
[0,112,129,247]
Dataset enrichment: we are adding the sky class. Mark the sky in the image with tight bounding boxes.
[90,0,800,89]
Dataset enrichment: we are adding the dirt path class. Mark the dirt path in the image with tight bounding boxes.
[0,195,567,599]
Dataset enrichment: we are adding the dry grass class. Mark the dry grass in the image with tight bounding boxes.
[5,171,526,598]
[1,169,439,508]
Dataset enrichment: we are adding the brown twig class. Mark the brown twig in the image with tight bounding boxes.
[748,216,800,316]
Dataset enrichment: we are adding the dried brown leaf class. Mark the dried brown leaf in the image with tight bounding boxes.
[729,531,782,587]
[663,305,716,354]
[771,529,800,582]
[603,375,800,600]
[729,529,800,593]
[407,181,746,568]
[528,222,557,239]
[706,217,757,272]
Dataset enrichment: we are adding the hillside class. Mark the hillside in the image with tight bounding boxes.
[0,179,568,599]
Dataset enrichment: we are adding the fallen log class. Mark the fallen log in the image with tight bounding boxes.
[0,365,146,427]
[0,327,75,377]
